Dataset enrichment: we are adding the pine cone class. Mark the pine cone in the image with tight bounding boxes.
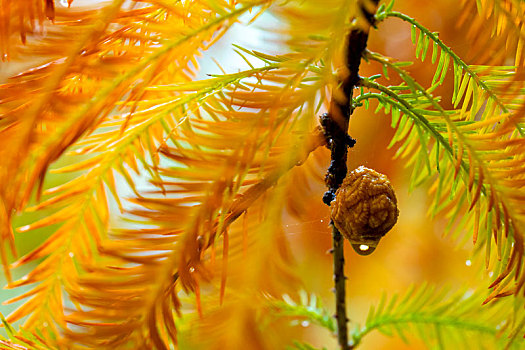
[330,166,399,255]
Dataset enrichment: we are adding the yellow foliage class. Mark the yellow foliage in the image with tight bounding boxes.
[0,0,524,349]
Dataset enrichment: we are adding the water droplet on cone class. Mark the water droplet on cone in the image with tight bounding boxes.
[351,243,376,255]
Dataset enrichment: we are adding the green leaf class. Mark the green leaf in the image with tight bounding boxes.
[268,292,336,333]
[411,25,417,44]
[353,285,525,349]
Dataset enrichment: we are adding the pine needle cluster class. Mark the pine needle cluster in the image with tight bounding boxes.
[0,0,524,349]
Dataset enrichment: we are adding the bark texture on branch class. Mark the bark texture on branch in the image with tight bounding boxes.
[321,1,380,349]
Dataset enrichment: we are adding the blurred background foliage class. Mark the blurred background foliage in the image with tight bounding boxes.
[0,0,523,349]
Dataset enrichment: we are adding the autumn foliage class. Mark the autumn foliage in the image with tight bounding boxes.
[0,0,525,349]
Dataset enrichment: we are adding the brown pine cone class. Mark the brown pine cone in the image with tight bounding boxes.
[330,166,399,255]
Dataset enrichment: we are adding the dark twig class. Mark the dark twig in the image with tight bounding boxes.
[321,2,379,349]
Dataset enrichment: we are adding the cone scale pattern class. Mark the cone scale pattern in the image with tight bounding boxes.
[330,166,399,255]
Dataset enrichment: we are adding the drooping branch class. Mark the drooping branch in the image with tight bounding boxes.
[321,1,380,349]
[162,126,327,272]
[217,128,327,237]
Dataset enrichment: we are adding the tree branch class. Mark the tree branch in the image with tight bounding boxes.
[161,127,327,252]
[321,2,379,349]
